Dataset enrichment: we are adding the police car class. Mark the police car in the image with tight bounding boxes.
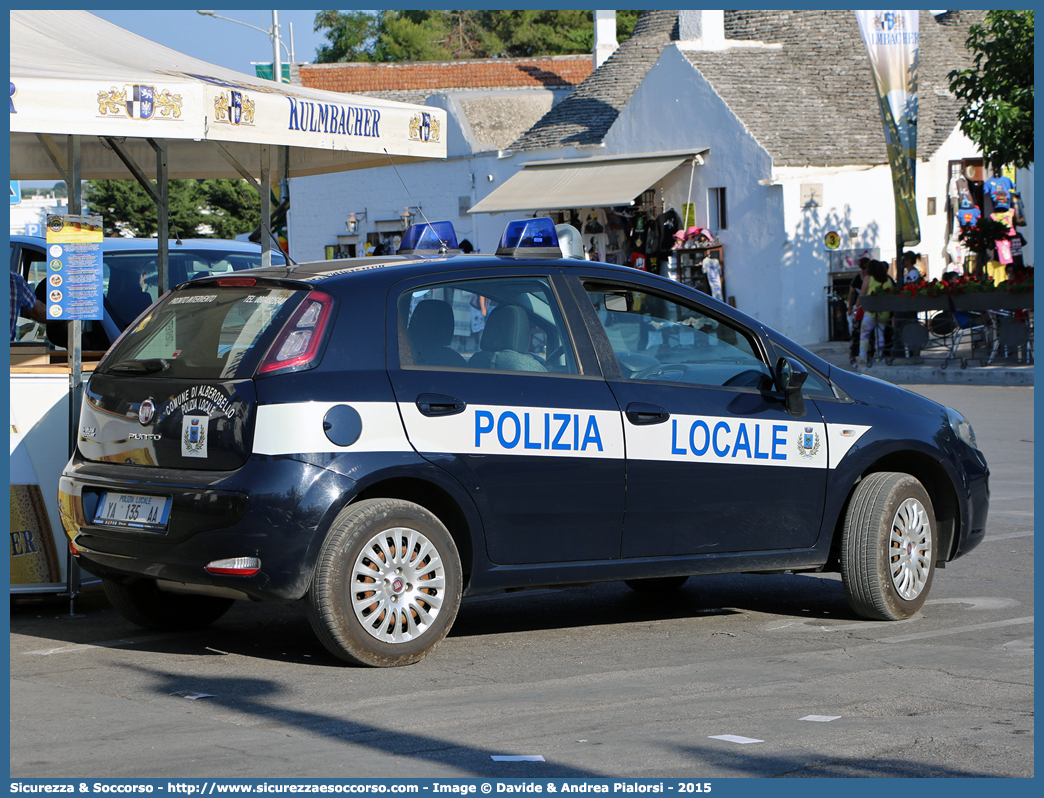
[57,218,989,667]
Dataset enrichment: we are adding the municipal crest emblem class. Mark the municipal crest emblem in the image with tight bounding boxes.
[409,111,441,143]
[874,12,905,31]
[182,415,208,458]
[126,85,155,120]
[98,85,182,120]
[214,90,254,125]
[796,426,821,459]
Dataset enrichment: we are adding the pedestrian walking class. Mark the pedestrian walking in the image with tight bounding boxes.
[857,260,895,366]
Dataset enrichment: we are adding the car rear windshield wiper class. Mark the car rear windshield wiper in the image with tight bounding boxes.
[108,358,170,374]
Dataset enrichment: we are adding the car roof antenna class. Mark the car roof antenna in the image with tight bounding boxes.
[384,148,452,254]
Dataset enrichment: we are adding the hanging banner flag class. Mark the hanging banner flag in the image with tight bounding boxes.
[855,10,921,246]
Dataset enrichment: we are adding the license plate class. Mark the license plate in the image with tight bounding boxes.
[94,492,172,531]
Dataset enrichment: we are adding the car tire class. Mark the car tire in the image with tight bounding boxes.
[307,498,463,667]
[840,472,936,620]
[102,577,234,631]
[624,576,689,593]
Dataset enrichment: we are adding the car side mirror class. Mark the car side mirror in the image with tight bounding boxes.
[775,356,808,416]
[604,292,633,313]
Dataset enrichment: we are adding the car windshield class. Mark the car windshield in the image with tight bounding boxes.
[98,285,303,380]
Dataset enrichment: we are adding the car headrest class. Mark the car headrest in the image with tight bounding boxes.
[480,305,530,353]
[408,299,455,347]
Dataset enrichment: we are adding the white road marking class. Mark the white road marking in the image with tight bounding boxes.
[25,633,181,655]
[800,715,841,722]
[878,616,1034,643]
[765,597,1022,634]
[709,735,764,744]
[491,756,545,762]
[984,531,1034,541]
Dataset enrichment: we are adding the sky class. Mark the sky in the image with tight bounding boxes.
[90,9,330,75]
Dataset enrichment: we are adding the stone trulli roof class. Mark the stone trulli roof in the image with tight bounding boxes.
[508,9,680,152]
[508,9,982,167]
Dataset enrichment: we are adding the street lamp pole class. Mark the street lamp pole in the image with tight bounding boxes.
[197,10,288,83]
[271,10,281,87]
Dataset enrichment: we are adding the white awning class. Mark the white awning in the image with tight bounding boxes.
[9,10,447,179]
[468,150,707,214]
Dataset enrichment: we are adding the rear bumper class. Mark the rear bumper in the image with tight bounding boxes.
[59,456,358,602]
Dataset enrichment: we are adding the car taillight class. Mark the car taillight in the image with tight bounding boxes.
[258,291,334,375]
[205,557,261,576]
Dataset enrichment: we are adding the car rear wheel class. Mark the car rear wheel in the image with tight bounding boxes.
[624,576,689,593]
[307,498,462,667]
[840,472,936,620]
[102,577,234,631]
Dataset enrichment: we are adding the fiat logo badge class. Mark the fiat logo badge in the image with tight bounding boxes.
[138,399,156,425]
[392,577,405,593]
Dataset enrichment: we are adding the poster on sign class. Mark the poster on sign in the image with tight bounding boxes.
[44,214,105,322]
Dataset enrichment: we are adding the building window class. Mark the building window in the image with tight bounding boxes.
[708,187,727,230]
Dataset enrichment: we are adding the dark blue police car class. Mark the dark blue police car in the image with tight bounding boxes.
[58,219,989,666]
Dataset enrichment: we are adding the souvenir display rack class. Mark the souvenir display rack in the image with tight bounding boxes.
[675,243,725,298]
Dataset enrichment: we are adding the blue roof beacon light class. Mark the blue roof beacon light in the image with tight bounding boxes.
[495,217,562,259]
[397,221,459,256]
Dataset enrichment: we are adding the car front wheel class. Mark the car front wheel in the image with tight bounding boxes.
[307,498,462,667]
[841,472,936,620]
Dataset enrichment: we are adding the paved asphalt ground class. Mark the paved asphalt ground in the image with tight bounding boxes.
[9,383,1033,781]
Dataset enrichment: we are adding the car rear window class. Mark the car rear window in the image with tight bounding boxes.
[97,285,305,380]
[104,248,285,309]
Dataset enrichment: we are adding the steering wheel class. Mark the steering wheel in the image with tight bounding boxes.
[632,363,687,382]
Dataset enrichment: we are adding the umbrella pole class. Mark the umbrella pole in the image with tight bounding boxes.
[66,134,83,618]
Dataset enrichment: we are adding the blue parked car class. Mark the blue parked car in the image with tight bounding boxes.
[10,235,285,349]
[57,219,989,667]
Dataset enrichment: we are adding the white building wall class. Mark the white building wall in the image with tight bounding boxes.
[602,46,787,334]
[772,163,888,343]
[765,128,980,344]
[288,95,563,261]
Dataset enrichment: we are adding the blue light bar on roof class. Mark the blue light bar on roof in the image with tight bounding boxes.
[397,221,459,256]
[495,217,562,259]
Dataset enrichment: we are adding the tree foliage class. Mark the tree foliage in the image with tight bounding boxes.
[85,179,261,239]
[314,10,640,63]
[948,10,1034,170]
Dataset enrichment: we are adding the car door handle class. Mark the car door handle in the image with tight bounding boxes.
[625,402,670,425]
[416,393,467,417]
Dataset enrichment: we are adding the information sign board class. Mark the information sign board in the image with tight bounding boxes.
[44,214,104,321]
